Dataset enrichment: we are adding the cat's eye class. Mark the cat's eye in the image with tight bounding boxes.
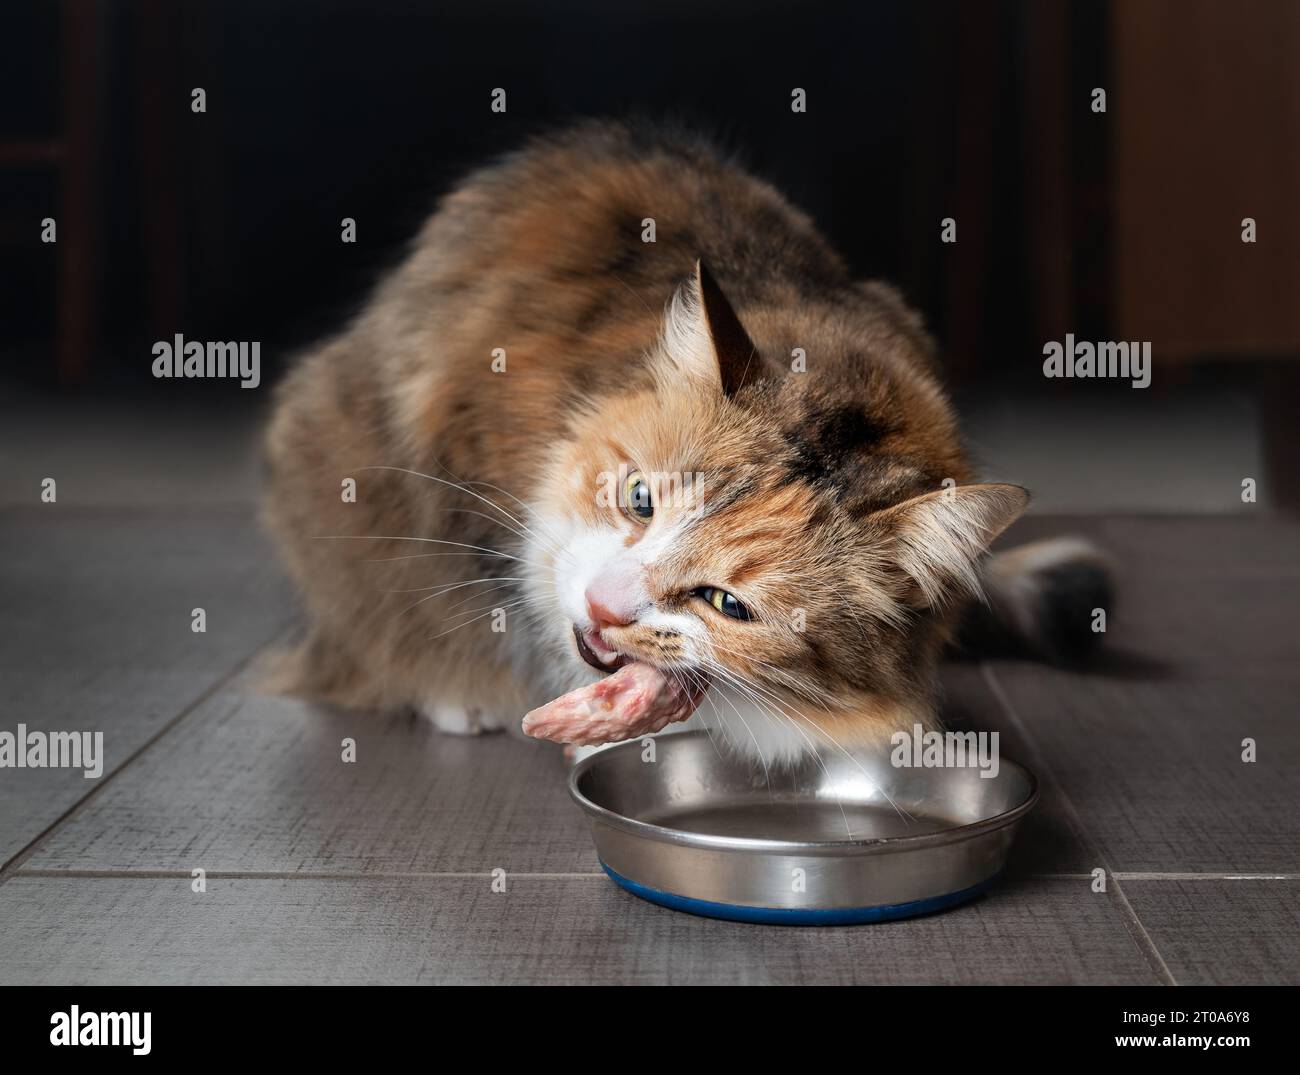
[623,471,653,521]
[697,586,753,622]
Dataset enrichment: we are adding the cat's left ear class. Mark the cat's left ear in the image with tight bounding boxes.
[657,260,764,396]
[879,483,1029,607]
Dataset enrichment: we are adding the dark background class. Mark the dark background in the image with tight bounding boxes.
[1,0,1297,432]
[2,0,1103,384]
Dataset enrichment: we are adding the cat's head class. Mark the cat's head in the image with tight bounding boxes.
[524,262,1026,760]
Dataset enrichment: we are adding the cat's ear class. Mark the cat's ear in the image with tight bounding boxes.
[657,260,763,396]
[879,483,1029,607]
[696,261,763,395]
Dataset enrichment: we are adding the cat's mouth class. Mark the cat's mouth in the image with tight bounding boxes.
[519,624,709,747]
[573,625,629,674]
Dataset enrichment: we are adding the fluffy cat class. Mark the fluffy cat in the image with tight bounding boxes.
[263,120,1108,762]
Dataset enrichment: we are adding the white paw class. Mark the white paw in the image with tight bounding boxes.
[423,702,505,736]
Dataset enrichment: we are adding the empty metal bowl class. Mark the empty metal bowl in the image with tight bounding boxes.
[568,730,1038,925]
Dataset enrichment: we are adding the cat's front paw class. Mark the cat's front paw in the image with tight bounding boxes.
[422,702,504,736]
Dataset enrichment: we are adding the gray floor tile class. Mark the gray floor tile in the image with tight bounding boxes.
[0,508,292,865]
[985,514,1299,878]
[987,669,1300,873]
[940,665,1093,875]
[1123,880,1300,985]
[22,683,596,874]
[0,874,1160,985]
[998,515,1300,679]
[962,387,1264,514]
[1094,516,1300,579]
[0,392,265,507]
[23,665,1059,878]
[1098,574,1300,680]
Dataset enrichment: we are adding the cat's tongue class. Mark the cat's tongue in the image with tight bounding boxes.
[522,661,707,747]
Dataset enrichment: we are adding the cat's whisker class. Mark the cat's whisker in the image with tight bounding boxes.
[427,599,545,640]
[704,652,850,756]
[381,576,526,596]
[437,596,533,627]
[702,642,832,717]
[702,660,834,745]
[427,582,562,636]
[700,676,772,793]
[460,583,559,617]
[694,664,858,835]
[662,665,740,769]
[358,465,570,564]
[316,534,530,564]
[404,454,571,558]
[363,551,537,565]
[660,666,750,781]
[360,464,533,532]
[433,507,548,552]
[695,686,729,762]
[456,477,574,557]
[694,656,914,826]
[699,661,817,748]
[393,577,529,617]
[442,581,520,614]
[698,665,866,837]
[706,641,839,707]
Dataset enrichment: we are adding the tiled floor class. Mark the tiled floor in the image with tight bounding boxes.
[1,392,1296,984]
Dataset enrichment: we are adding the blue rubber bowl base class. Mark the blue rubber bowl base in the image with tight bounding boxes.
[600,861,993,926]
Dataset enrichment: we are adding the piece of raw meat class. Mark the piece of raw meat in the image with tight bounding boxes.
[522,661,706,746]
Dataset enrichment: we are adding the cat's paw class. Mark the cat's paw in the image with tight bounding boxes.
[422,702,506,736]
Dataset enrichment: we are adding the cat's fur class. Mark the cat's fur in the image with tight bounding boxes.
[263,120,1108,761]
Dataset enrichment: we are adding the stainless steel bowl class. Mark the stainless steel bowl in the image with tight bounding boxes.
[568,730,1038,925]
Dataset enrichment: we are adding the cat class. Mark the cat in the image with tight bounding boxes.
[262,119,1109,762]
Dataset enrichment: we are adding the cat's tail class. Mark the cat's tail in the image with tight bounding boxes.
[959,537,1114,663]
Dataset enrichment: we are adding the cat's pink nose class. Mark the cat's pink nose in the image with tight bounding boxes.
[584,565,643,629]
[585,589,634,629]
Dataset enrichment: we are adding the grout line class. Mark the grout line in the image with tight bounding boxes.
[13,868,1296,883]
[981,663,1178,986]
[1112,872,1300,881]
[0,621,296,889]
[1030,873,1096,880]
[0,502,264,518]
[12,869,608,881]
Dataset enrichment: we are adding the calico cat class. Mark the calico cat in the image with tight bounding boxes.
[263,120,1108,761]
